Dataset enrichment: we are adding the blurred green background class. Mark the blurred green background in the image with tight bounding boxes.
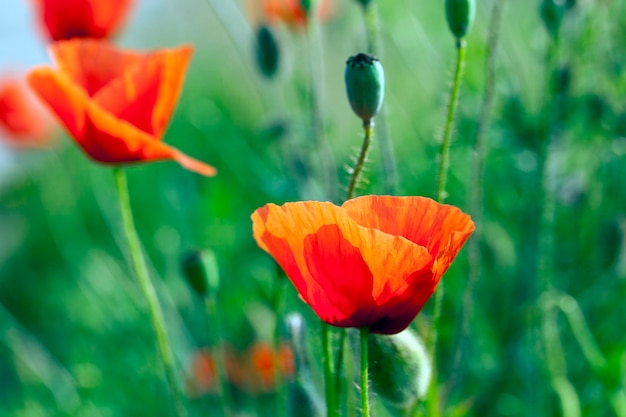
[1,0,625,416]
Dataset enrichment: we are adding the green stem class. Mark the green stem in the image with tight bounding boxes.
[333,328,347,417]
[113,168,185,417]
[450,0,507,392]
[360,328,370,417]
[321,322,337,417]
[306,19,338,202]
[427,38,467,357]
[362,3,397,194]
[204,297,234,417]
[347,121,374,200]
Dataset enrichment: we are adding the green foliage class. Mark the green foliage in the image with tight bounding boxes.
[1,1,625,417]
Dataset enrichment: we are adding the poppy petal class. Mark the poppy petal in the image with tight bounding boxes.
[83,100,216,176]
[27,67,88,140]
[252,201,433,329]
[93,45,193,138]
[50,39,141,96]
[343,195,474,279]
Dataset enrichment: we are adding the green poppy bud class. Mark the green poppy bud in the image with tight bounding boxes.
[445,0,476,40]
[299,0,318,16]
[540,0,565,38]
[354,0,373,8]
[344,53,385,124]
[181,249,219,297]
[367,329,431,410]
[255,25,280,79]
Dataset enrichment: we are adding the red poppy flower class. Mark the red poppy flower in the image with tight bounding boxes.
[0,77,52,147]
[252,196,474,335]
[27,40,216,176]
[258,0,333,28]
[32,0,135,41]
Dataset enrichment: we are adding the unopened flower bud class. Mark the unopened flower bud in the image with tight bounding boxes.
[354,0,373,8]
[299,0,318,17]
[344,53,384,124]
[367,329,431,410]
[540,0,566,38]
[181,249,219,297]
[445,0,476,40]
[255,25,280,79]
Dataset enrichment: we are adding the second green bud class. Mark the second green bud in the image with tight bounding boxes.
[344,53,385,124]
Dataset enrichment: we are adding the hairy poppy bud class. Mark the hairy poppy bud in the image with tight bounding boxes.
[344,53,385,124]
[181,249,219,297]
[255,25,280,79]
[445,0,476,40]
[367,329,431,410]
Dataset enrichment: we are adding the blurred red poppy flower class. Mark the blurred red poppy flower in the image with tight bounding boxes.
[32,0,135,41]
[0,77,52,147]
[252,196,474,335]
[259,0,333,28]
[27,40,216,176]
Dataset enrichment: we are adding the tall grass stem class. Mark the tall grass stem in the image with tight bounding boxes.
[113,168,186,417]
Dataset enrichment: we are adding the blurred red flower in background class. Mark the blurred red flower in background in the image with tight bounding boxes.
[188,343,294,397]
[0,77,52,147]
[27,40,216,176]
[252,196,474,335]
[32,0,135,41]
[252,0,333,28]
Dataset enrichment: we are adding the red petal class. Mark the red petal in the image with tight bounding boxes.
[50,39,141,96]
[93,45,193,138]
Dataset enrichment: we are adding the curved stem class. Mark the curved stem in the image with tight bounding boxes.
[360,327,370,417]
[321,322,337,417]
[362,3,397,194]
[347,121,374,200]
[204,297,234,417]
[435,41,467,203]
[449,0,507,392]
[427,39,467,356]
[113,168,186,417]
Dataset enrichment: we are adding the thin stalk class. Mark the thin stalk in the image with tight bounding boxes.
[113,168,186,417]
[204,297,234,417]
[333,329,347,417]
[360,327,370,417]
[321,322,337,417]
[362,3,397,193]
[427,38,467,356]
[306,20,338,202]
[347,121,374,200]
[449,0,507,393]
[272,274,288,417]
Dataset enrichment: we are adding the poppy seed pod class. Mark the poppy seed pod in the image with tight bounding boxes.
[344,53,384,124]
[367,329,431,409]
[255,25,280,79]
[181,249,220,297]
[445,0,476,40]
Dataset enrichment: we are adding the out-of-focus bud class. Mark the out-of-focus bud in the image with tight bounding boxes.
[540,0,566,38]
[445,0,476,40]
[367,329,431,411]
[344,53,384,124]
[299,0,318,17]
[354,0,373,8]
[181,249,219,297]
[255,25,280,79]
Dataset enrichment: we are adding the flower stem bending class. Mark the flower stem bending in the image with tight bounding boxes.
[360,327,370,417]
[347,121,374,200]
[428,40,467,355]
[113,168,186,417]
